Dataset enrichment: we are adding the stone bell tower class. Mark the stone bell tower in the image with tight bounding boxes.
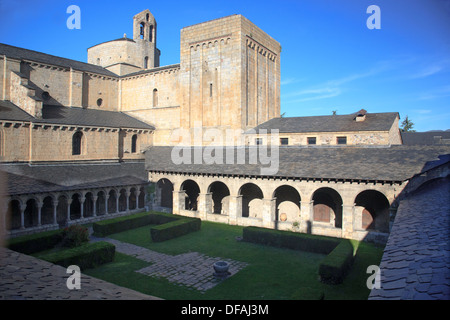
[132,9,160,68]
[87,9,160,76]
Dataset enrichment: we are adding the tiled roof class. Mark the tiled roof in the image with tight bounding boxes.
[369,177,450,300]
[401,131,450,145]
[0,162,148,196]
[145,145,450,182]
[0,43,118,77]
[0,101,155,130]
[249,112,399,133]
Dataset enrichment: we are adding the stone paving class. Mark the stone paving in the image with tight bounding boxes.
[0,247,160,300]
[91,236,249,293]
[369,177,450,300]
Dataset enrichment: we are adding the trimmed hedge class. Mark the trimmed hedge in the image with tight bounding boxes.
[242,226,355,285]
[8,229,65,255]
[318,240,354,284]
[92,211,201,242]
[92,212,157,237]
[242,226,340,254]
[150,216,201,242]
[36,241,115,271]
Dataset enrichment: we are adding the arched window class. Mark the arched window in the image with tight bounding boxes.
[72,131,83,155]
[144,56,148,69]
[153,88,158,107]
[131,134,138,153]
[140,22,145,39]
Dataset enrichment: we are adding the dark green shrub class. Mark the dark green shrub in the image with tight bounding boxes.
[318,239,354,284]
[37,241,115,271]
[242,227,340,254]
[7,229,64,254]
[92,212,155,236]
[61,224,89,248]
[150,217,201,242]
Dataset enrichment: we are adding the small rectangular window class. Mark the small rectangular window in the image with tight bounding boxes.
[337,136,347,145]
[210,83,213,97]
[307,137,316,145]
[280,138,289,145]
[255,138,263,145]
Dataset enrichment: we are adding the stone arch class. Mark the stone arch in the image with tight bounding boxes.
[355,190,390,232]
[70,193,82,220]
[96,190,106,215]
[56,194,68,227]
[273,185,301,222]
[156,179,173,209]
[312,187,343,228]
[129,187,137,210]
[208,181,230,214]
[6,199,21,230]
[24,198,38,228]
[138,186,145,208]
[84,192,94,217]
[181,179,200,211]
[239,183,264,218]
[41,195,54,225]
[118,188,127,212]
[108,189,118,213]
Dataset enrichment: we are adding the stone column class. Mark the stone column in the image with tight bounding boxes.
[52,200,58,225]
[300,201,313,234]
[92,196,98,217]
[36,202,42,227]
[79,195,85,220]
[105,194,109,214]
[228,195,242,225]
[198,193,212,219]
[67,198,72,224]
[341,204,355,239]
[126,190,131,213]
[172,191,185,215]
[115,194,119,213]
[135,189,140,209]
[262,198,276,229]
[19,203,26,230]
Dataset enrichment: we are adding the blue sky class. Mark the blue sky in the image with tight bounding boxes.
[1,0,449,131]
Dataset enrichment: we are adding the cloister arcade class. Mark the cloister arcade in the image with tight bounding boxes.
[151,171,402,243]
[3,185,147,237]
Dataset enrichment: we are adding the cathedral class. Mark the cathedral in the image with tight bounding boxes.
[0,10,449,244]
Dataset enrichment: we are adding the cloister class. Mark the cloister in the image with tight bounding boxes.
[3,184,147,236]
[151,172,400,244]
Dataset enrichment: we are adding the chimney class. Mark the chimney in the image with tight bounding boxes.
[355,109,367,122]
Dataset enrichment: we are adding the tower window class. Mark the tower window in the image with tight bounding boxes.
[144,56,148,69]
[153,88,158,107]
[140,22,145,39]
[131,134,138,153]
[41,91,50,101]
[72,131,83,155]
[210,83,213,97]
[280,138,289,145]
[97,98,103,107]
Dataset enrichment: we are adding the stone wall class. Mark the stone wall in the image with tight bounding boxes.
[0,122,152,163]
[179,15,281,137]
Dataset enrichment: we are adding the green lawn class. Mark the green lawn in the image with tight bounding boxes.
[83,220,384,300]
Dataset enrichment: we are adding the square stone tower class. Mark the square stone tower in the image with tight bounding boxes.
[179,15,281,134]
